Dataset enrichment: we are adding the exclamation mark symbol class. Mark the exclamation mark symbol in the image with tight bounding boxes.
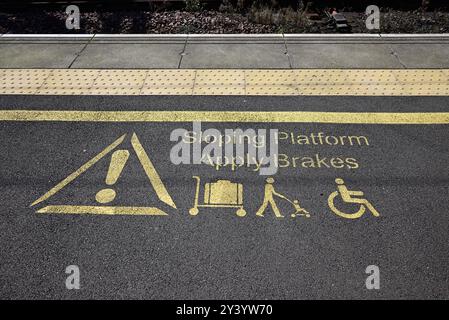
[95,150,130,204]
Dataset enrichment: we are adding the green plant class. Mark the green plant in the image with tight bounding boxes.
[219,0,235,13]
[184,0,203,12]
[249,5,273,25]
[249,5,307,28]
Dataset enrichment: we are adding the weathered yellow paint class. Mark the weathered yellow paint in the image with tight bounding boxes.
[30,133,177,215]
[37,205,168,215]
[2,110,449,124]
[130,133,177,209]
[30,134,127,207]
[1,69,449,95]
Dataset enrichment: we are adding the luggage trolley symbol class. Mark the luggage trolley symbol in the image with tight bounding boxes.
[189,176,247,217]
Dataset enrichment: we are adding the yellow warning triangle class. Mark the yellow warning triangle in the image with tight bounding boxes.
[31,133,176,215]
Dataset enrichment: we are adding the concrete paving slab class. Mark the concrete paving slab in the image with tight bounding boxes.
[0,34,93,42]
[284,34,382,43]
[0,43,87,68]
[91,34,187,43]
[181,35,290,69]
[283,35,403,68]
[71,35,187,68]
[0,35,92,68]
[286,43,402,68]
[71,44,185,68]
[390,43,449,68]
[2,34,449,69]
[379,34,449,42]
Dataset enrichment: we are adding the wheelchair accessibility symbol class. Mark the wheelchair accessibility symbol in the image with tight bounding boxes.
[328,178,380,219]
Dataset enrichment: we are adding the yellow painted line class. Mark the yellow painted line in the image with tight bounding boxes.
[130,133,177,209]
[1,110,449,124]
[37,205,168,215]
[1,69,449,95]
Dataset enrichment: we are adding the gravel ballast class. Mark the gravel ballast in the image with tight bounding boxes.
[0,8,448,34]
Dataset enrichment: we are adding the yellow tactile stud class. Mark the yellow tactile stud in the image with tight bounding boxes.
[245,70,299,95]
[1,68,449,96]
[140,70,195,95]
[89,70,147,95]
[37,69,100,95]
[193,70,245,95]
[0,69,52,94]
[392,69,448,84]
[441,69,449,82]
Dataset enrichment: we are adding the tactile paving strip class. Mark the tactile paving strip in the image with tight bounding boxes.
[0,69,52,94]
[1,69,449,96]
[141,70,195,95]
[90,70,147,95]
[193,70,245,95]
[37,69,100,95]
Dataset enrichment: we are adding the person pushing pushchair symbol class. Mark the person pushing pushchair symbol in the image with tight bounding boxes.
[328,178,380,219]
[256,177,310,218]
[291,199,311,218]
